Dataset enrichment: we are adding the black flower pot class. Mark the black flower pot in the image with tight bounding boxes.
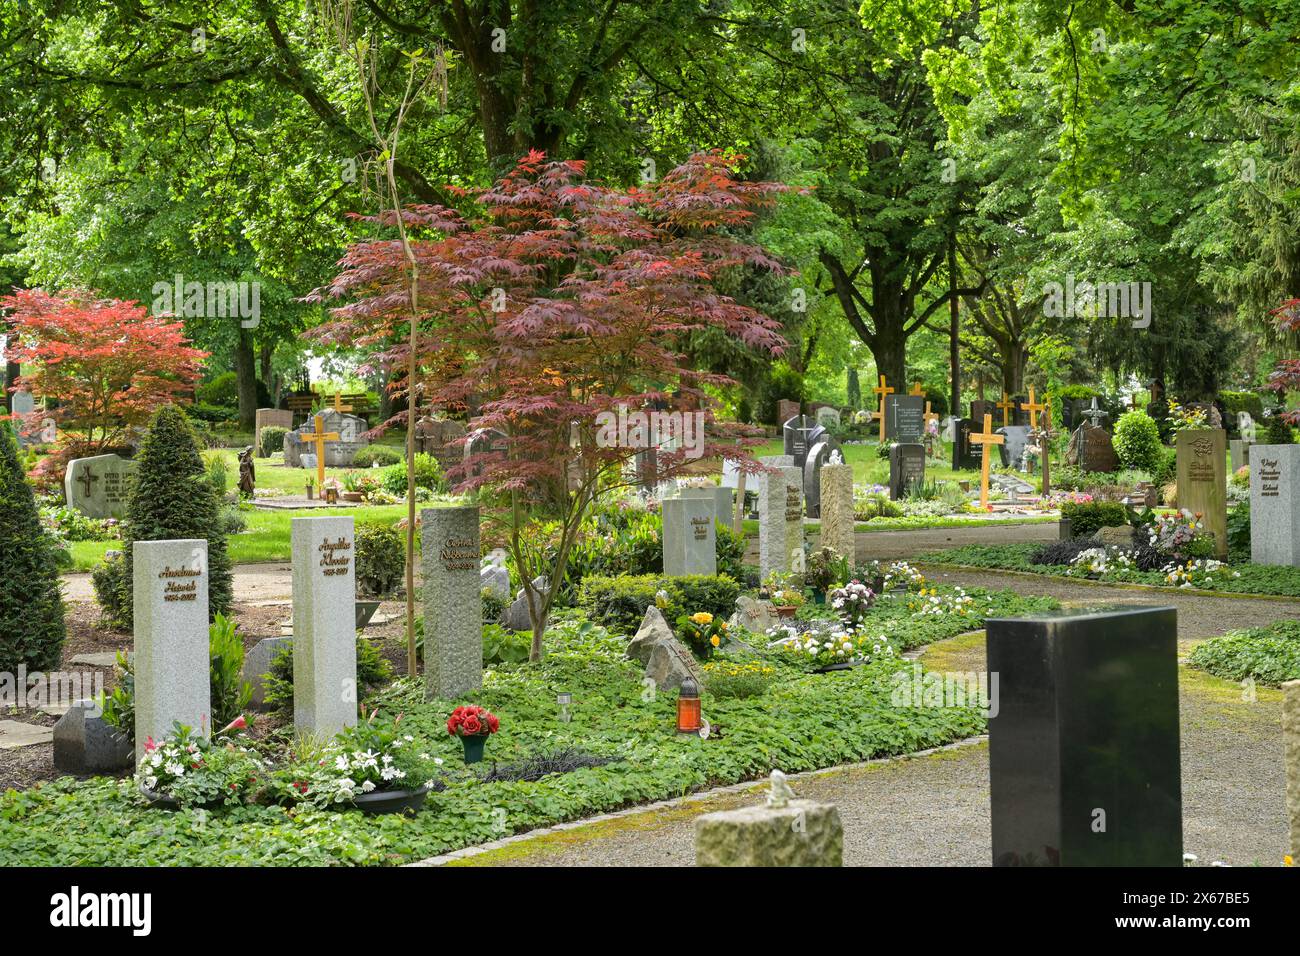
[140,788,181,811]
[353,784,431,816]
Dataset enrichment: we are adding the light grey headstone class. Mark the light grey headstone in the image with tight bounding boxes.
[696,798,843,866]
[133,539,210,762]
[721,458,742,489]
[758,465,803,580]
[1230,439,1252,473]
[243,636,293,710]
[1251,445,1300,566]
[10,390,34,416]
[53,700,133,773]
[300,452,318,472]
[815,406,841,428]
[679,485,733,526]
[291,517,358,736]
[64,454,136,519]
[662,496,717,577]
[422,506,483,699]
[503,575,548,633]
[481,564,511,602]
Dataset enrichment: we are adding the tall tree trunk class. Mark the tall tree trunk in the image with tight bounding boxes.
[234,328,258,432]
[4,361,18,412]
[948,233,961,417]
[870,304,907,391]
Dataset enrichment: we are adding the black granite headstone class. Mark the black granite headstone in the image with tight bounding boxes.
[885,395,925,441]
[970,399,994,424]
[987,605,1182,867]
[1010,394,1030,426]
[782,415,822,469]
[952,418,982,470]
[997,425,1033,470]
[888,443,926,500]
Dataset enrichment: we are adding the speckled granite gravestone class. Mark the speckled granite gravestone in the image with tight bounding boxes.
[1250,446,1300,566]
[1284,680,1300,861]
[819,463,855,561]
[65,453,136,519]
[292,517,357,736]
[662,496,716,576]
[1175,428,1227,558]
[758,465,802,580]
[422,506,482,699]
[133,539,210,762]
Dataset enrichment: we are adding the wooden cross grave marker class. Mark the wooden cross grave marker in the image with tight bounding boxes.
[873,375,894,443]
[968,413,1005,510]
[306,413,341,491]
[996,392,1016,427]
[909,381,924,397]
[331,392,354,415]
[1020,386,1052,496]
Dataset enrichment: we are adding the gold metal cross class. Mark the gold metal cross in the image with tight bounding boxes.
[307,413,341,490]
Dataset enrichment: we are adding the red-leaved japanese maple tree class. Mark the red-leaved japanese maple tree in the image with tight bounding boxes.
[1267,299,1300,425]
[313,151,789,660]
[2,289,207,463]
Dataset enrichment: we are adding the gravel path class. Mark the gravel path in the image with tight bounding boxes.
[446,566,1296,868]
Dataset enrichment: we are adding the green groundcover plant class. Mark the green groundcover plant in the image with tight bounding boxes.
[919,543,1300,596]
[1188,622,1300,687]
[0,586,1052,866]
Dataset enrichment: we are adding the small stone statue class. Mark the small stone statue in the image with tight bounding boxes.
[237,446,256,498]
[767,769,797,809]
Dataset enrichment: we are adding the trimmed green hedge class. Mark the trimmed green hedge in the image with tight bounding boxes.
[1061,501,1129,537]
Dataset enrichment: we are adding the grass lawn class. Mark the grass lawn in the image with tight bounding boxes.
[67,504,413,571]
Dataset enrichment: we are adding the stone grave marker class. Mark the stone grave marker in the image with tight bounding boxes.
[1238,411,1258,442]
[801,439,844,518]
[996,425,1033,471]
[133,539,210,762]
[1175,428,1227,558]
[662,497,717,576]
[695,775,843,867]
[775,399,801,428]
[65,453,136,519]
[782,414,821,469]
[987,605,1182,866]
[1250,446,1300,566]
[291,517,357,736]
[1065,423,1118,473]
[818,463,855,563]
[421,506,483,699]
[243,636,293,710]
[679,485,733,526]
[254,408,294,456]
[465,428,509,480]
[970,399,994,424]
[884,394,925,441]
[815,406,841,429]
[415,417,467,473]
[952,418,981,470]
[1229,438,1252,472]
[759,464,803,580]
[888,443,926,500]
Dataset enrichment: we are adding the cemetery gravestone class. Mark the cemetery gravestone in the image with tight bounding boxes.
[1250,446,1300,566]
[1285,681,1300,861]
[776,399,801,428]
[244,636,293,710]
[422,506,483,699]
[65,453,136,519]
[1238,411,1258,442]
[1229,438,1252,472]
[133,539,211,762]
[818,463,855,562]
[679,485,733,526]
[782,415,821,468]
[465,428,510,479]
[952,418,981,470]
[53,700,134,774]
[1065,423,1118,474]
[662,497,717,577]
[254,408,294,457]
[987,605,1182,866]
[815,406,841,429]
[996,425,1033,471]
[758,465,802,580]
[884,395,925,441]
[888,443,926,500]
[10,391,33,448]
[969,399,994,424]
[291,517,358,736]
[802,439,844,518]
[1175,429,1228,558]
[415,417,467,473]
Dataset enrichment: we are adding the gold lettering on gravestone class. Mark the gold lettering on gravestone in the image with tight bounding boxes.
[1259,457,1281,498]
[691,516,710,541]
[318,536,353,577]
[1188,438,1216,482]
[440,535,478,572]
[785,486,801,523]
[158,564,202,602]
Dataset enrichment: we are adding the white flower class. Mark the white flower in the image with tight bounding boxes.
[164,761,185,777]
[361,780,376,793]
[335,755,350,771]
[143,776,158,790]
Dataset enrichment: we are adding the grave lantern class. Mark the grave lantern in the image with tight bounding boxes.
[676,677,701,734]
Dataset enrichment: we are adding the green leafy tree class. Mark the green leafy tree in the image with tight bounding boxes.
[112,407,234,628]
[0,421,66,672]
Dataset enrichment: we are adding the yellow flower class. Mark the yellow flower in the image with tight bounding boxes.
[1285,855,1294,867]
[710,635,720,647]
[691,612,713,625]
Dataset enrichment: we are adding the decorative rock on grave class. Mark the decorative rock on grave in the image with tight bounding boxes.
[422,506,483,699]
[818,463,855,562]
[53,700,133,774]
[1250,446,1300,566]
[64,453,136,519]
[662,496,717,576]
[626,606,704,694]
[987,605,1182,866]
[695,772,843,867]
[133,539,211,762]
[1175,428,1227,558]
[759,465,803,579]
[292,517,358,736]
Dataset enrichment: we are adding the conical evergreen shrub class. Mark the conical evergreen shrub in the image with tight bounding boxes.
[113,406,233,627]
[0,420,66,671]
